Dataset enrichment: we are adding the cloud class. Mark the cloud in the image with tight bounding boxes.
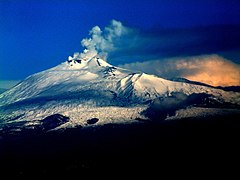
[107,24,240,64]
[120,55,240,87]
[70,20,129,61]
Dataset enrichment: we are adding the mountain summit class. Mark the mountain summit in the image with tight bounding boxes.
[0,56,239,132]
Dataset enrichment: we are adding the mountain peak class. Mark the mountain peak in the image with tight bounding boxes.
[51,55,113,71]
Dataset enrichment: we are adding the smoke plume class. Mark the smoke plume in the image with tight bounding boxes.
[76,20,128,61]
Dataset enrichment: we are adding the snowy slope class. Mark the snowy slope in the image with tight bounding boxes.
[0,57,129,106]
[0,56,239,130]
[118,72,240,104]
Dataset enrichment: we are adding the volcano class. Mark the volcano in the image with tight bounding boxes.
[0,55,239,133]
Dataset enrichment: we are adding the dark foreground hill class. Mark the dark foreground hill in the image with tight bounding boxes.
[0,113,239,179]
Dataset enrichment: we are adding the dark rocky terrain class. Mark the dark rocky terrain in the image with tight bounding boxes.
[0,112,239,179]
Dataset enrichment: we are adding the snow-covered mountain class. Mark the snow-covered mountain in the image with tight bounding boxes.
[0,56,239,132]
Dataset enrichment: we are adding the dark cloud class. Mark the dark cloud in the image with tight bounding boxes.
[108,24,240,65]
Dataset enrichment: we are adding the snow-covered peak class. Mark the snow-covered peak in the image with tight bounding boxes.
[51,56,113,71]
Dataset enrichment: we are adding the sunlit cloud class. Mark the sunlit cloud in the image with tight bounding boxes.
[120,55,240,87]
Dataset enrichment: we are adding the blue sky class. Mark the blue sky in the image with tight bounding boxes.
[1,0,240,81]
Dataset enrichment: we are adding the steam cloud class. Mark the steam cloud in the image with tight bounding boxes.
[120,55,240,87]
[72,20,128,61]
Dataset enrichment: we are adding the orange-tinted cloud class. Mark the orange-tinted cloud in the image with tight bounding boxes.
[173,55,240,86]
[120,55,240,87]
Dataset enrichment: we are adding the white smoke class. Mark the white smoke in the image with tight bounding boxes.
[75,20,128,61]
